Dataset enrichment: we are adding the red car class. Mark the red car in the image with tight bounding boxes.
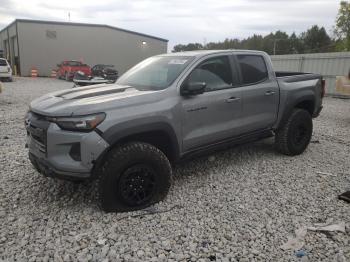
[57,60,91,81]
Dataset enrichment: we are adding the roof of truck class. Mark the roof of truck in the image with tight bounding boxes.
[162,49,267,57]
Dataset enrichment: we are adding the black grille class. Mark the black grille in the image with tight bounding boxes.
[26,112,50,154]
[28,124,46,153]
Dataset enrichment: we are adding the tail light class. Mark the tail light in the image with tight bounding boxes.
[321,79,325,98]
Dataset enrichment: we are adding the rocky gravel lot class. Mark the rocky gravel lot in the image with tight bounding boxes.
[0,77,350,261]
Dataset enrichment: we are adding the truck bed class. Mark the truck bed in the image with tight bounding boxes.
[275,71,322,82]
[275,71,323,120]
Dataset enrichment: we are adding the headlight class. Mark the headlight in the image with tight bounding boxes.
[49,113,106,132]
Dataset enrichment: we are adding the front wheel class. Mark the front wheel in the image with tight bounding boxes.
[97,142,172,212]
[275,108,313,156]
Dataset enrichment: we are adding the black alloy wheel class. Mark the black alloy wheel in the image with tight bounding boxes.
[118,164,156,206]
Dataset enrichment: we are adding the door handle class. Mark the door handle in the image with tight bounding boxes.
[265,91,276,96]
[226,97,240,103]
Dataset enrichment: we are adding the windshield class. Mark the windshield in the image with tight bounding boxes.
[67,61,83,66]
[117,56,194,90]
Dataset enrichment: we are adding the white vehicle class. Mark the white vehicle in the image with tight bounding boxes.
[0,58,12,82]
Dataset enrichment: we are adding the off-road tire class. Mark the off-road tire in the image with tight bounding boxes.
[275,108,313,156]
[97,142,172,212]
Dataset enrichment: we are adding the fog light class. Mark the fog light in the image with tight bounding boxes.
[69,143,81,161]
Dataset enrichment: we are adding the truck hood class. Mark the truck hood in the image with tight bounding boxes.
[30,84,160,116]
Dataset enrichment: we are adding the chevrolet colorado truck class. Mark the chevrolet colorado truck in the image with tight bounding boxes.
[25,50,324,212]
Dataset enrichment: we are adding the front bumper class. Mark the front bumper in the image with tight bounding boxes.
[104,74,118,81]
[29,152,90,180]
[26,112,109,180]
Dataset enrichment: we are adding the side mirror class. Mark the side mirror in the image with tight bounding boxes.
[181,82,206,96]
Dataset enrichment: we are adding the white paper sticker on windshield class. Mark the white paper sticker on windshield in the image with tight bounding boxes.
[168,59,188,65]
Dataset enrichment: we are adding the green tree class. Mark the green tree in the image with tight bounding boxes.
[301,25,333,53]
[335,1,350,50]
[172,26,336,54]
[289,32,304,54]
[241,34,264,51]
[204,38,241,50]
[260,31,290,55]
[172,43,203,52]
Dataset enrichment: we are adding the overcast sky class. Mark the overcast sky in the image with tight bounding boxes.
[0,0,341,50]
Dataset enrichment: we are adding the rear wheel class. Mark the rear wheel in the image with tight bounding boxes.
[97,142,172,212]
[275,108,313,156]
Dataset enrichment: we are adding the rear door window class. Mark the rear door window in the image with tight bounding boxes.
[236,55,268,85]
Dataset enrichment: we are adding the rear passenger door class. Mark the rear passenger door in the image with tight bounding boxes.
[234,54,279,133]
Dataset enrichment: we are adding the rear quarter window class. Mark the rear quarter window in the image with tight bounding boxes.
[237,55,268,85]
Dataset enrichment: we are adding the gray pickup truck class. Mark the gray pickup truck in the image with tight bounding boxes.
[25,50,324,212]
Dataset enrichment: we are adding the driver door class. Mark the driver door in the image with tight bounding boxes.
[181,55,243,152]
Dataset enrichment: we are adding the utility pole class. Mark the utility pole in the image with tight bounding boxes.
[273,38,284,55]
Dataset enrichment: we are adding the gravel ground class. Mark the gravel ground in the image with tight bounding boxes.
[0,77,349,261]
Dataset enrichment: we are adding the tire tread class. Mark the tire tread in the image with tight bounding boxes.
[97,142,172,212]
[275,108,312,156]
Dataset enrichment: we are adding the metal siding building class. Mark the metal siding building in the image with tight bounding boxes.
[271,52,350,95]
[0,19,168,76]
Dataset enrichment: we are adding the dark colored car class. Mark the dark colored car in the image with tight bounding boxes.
[91,64,118,81]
